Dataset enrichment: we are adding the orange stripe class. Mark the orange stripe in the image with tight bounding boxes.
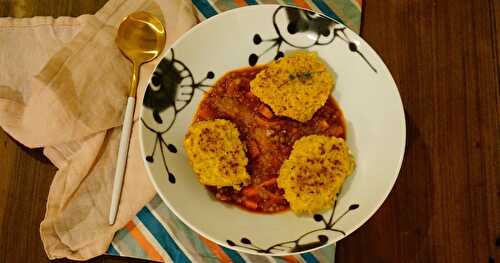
[293,0,311,9]
[282,256,302,263]
[356,0,363,6]
[125,221,163,261]
[199,235,233,263]
[234,0,247,7]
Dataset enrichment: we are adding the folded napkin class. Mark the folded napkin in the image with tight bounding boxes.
[0,0,196,259]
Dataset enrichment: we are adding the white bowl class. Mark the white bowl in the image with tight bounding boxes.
[140,5,405,256]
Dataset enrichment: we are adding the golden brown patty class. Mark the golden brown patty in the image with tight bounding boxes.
[277,135,354,214]
[250,51,335,122]
[184,119,250,189]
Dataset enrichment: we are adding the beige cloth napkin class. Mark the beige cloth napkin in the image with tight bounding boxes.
[0,0,196,260]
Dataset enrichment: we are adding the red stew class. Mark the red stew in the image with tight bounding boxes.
[193,66,346,213]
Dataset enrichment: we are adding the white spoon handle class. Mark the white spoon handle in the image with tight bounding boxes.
[109,96,136,225]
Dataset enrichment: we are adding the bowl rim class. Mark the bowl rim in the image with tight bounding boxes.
[139,4,407,256]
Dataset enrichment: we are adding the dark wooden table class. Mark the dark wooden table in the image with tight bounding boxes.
[0,0,498,262]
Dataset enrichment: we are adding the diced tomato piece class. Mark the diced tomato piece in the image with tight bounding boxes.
[242,186,258,197]
[258,178,277,187]
[255,116,274,128]
[258,104,274,119]
[318,119,330,130]
[197,107,213,120]
[329,126,344,137]
[243,200,258,210]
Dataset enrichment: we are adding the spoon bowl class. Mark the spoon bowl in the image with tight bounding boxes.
[116,11,166,66]
[116,11,166,97]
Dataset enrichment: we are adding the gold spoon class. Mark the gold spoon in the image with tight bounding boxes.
[109,11,166,225]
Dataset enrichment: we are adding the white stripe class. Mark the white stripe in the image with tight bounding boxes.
[239,253,258,263]
[196,9,205,19]
[207,0,221,12]
[110,242,123,255]
[133,218,173,262]
[240,253,275,263]
[110,239,136,258]
[276,0,287,5]
[239,253,251,262]
[350,0,362,10]
[255,0,273,4]
[267,255,280,263]
[311,250,330,263]
[145,204,198,262]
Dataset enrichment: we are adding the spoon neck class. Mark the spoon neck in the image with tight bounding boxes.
[128,62,140,98]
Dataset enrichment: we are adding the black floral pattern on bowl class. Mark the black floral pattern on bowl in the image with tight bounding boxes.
[227,201,359,254]
[141,49,213,184]
[249,6,377,73]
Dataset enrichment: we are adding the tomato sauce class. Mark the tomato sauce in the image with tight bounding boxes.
[193,66,346,213]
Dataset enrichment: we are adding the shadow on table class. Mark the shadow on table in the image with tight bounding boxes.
[7,133,53,164]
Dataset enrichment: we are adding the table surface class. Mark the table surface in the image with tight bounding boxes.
[0,0,499,262]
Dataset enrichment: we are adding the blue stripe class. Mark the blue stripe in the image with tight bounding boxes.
[310,0,344,24]
[301,252,320,263]
[220,245,247,263]
[245,0,258,4]
[107,244,120,256]
[192,0,218,18]
[137,207,192,263]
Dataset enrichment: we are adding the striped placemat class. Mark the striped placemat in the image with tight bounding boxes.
[191,0,362,33]
[108,1,362,262]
